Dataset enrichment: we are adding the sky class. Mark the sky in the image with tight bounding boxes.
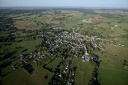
[0,0,128,8]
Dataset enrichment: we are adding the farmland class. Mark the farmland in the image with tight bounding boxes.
[0,8,128,85]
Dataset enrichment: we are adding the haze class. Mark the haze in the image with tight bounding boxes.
[0,0,128,8]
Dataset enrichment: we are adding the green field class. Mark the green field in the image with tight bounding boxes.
[96,45,128,85]
[72,59,94,85]
[2,67,53,85]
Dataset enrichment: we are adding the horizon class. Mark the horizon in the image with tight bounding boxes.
[0,0,128,9]
[0,6,128,10]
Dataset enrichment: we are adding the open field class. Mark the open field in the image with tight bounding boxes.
[2,67,53,85]
[72,59,94,85]
[96,45,128,85]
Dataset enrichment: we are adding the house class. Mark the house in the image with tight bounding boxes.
[114,25,118,27]
[82,55,86,62]
[82,19,91,24]
[82,50,92,62]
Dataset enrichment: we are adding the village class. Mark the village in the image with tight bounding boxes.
[9,27,106,85]
[13,27,105,65]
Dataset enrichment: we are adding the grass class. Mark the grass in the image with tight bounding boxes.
[1,38,42,54]
[46,58,61,72]
[2,66,53,85]
[105,45,128,60]
[97,45,128,85]
[31,66,53,85]
[72,58,94,85]
[1,65,13,76]
[2,68,36,85]
[0,38,42,79]
[98,67,128,85]
[121,39,128,48]
[0,31,9,37]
